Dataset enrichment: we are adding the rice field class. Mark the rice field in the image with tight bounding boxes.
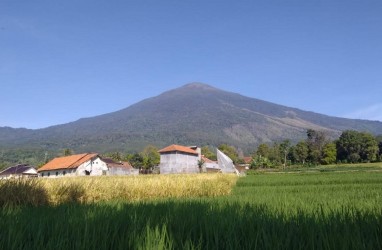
[0,174,238,206]
[1,169,381,249]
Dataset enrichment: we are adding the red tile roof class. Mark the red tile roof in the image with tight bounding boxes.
[243,157,253,164]
[158,144,198,155]
[38,153,98,172]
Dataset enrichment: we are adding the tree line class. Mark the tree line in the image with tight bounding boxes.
[250,129,382,168]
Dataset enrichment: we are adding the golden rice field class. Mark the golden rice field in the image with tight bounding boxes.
[0,174,238,206]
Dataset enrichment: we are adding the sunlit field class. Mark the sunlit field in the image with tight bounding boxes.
[1,169,381,249]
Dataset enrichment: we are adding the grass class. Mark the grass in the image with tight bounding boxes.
[1,170,381,249]
[279,162,382,173]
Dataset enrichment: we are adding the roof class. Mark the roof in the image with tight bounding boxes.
[158,144,198,155]
[102,158,133,169]
[201,155,217,163]
[0,164,37,176]
[38,153,98,172]
[243,157,253,164]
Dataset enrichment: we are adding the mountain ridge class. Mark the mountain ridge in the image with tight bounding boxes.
[1,82,382,153]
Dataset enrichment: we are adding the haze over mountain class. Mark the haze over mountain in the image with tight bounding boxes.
[1,83,382,154]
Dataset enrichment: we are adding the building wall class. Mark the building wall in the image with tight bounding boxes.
[159,152,199,174]
[108,167,139,176]
[76,157,108,176]
[0,168,38,179]
[205,161,220,170]
[40,168,77,178]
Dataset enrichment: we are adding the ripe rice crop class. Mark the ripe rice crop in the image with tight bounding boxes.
[0,174,238,206]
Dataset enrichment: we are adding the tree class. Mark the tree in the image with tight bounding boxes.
[63,148,73,156]
[197,159,205,173]
[201,146,216,160]
[359,132,379,162]
[293,140,308,165]
[268,143,282,166]
[141,145,160,169]
[321,142,337,165]
[306,129,327,164]
[106,152,122,161]
[129,153,145,168]
[279,140,291,168]
[376,135,382,161]
[256,143,270,158]
[250,154,272,168]
[337,130,379,163]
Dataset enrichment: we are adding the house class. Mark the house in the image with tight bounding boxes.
[201,155,220,173]
[0,164,38,179]
[158,144,201,174]
[102,158,139,176]
[38,153,108,178]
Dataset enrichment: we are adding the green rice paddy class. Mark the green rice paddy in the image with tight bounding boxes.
[1,167,381,249]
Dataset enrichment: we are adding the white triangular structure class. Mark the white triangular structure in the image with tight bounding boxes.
[217,149,239,175]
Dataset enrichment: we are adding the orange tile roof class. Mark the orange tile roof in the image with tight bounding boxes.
[38,153,98,172]
[158,144,198,155]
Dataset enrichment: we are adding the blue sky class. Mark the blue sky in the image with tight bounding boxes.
[1,0,381,129]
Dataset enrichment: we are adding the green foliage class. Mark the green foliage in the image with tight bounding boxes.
[0,148,53,170]
[201,146,216,160]
[291,140,308,165]
[250,155,274,168]
[256,143,270,158]
[321,142,337,165]
[279,139,291,168]
[104,152,123,161]
[337,130,379,163]
[141,145,160,169]
[63,148,73,156]
[128,153,145,168]
[306,129,328,164]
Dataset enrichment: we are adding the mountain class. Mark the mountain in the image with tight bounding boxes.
[1,82,382,154]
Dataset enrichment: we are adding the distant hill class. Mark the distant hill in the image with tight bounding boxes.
[1,83,382,155]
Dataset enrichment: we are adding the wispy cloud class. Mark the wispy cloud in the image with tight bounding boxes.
[344,103,382,121]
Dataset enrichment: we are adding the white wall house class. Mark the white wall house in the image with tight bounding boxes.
[0,164,38,179]
[158,144,201,174]
[38,153,108,178]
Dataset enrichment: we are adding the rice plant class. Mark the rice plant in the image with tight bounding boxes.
[0,171,381,249]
